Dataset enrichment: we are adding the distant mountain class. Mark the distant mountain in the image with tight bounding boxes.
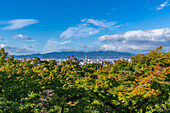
[14,51,134,59]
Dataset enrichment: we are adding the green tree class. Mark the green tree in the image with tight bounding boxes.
[0,47,169,113]
[80,47,170,113]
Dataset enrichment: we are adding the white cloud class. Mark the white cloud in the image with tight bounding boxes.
[12,34,29,39]
[80,44,155,53]
[26,45,34,48]
[98,28,170,53]
[12,34,36,41]
[2,19,38,30]
[59,40,72,45]
[60,24,100,39]
[0,37,4,41]
[25,39,36,42]
[100,45,116,51]
[43,38,72,53]
[59,48,81,52]
[80,45,92,49]
[60,18,121,39]
[0,43,38,55]
[99,28,170,44]
[0,44,5,48]
[81,18,117,29]
[99,44,156,53]
[156,0,169,11]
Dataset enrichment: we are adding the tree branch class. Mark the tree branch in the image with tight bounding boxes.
[133,99,149,113]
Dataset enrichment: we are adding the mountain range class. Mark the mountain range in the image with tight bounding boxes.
[14,51,134,59]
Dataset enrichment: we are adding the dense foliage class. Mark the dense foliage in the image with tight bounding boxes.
[166,51,170,56]
[0,47,170,113]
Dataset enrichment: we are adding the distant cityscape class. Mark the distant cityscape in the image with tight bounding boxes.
[12,51,133,66]
[39,57,131,66]
[14,51,133,65]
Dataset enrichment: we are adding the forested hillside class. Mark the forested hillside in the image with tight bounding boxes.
[0,47,170,113]
[14,51,133,59]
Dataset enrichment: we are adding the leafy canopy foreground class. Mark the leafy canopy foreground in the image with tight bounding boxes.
[0,47,169,113]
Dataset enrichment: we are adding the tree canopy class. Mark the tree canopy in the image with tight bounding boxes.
[0,47,169,113]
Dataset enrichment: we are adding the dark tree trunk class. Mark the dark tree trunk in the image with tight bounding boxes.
[61,105,64,113]
[142,103,150,113]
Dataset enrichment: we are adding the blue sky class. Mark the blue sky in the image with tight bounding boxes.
[0,0,170,55]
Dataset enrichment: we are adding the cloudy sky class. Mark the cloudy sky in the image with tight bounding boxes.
[0,0,170,55]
